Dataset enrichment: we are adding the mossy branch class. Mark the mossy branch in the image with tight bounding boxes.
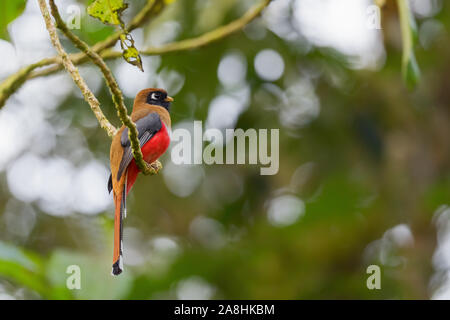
[106,0,271,58]
[0,0,271,108]
[48,0,159,175]
[37,0,117,137]
[0,0,166,109]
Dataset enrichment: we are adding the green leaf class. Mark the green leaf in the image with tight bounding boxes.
[397,0,421,89]
[0,242,49,297]
[120,33,144,71]
[0,0,26,40]
[87,0,128,26]
[87,0,143,71]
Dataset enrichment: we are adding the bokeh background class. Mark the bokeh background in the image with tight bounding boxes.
[0,0,449,299]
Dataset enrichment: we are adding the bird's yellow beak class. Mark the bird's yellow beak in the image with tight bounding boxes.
[165,96,174,102]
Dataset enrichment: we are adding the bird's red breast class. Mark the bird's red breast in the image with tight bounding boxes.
[125,121,170,194]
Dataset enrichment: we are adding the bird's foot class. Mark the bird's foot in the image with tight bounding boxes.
[147,160,162,175]
[142,160,162,175]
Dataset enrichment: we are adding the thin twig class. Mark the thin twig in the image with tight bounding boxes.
[0,58,54,107]
[0,0,271,108]
[0,0,166,109]
[105,0,272,58]
[37,0,117,137]
[49,0,158,175]
[31,0,166,78]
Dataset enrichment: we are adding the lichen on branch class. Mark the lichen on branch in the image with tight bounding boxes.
[37,0,117,137]
[48,0,160,175]
[103,0,272,58]
[0,0,166,109]
[0,0,271,109]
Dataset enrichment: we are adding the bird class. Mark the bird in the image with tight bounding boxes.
[108,88,173,276]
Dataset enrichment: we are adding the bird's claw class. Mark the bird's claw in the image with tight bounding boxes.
[147,160,162,175]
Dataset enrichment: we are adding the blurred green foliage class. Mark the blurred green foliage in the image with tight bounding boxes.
[0,0,26,40]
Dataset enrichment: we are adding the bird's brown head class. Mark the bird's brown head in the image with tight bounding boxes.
[133,88,173,112]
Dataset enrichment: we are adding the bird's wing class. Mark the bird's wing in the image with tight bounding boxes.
[116,112,162,181]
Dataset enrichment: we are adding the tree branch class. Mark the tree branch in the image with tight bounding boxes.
[105,0,272,58]
[0,0,166,109]
[0,0,271,108]
[37,0,117,137]
[0,57,54,107]
[49,0,160,175]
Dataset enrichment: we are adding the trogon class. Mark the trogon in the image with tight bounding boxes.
[108,88,172,275]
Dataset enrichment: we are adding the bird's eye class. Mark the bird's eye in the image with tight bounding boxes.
[151,92,162,100]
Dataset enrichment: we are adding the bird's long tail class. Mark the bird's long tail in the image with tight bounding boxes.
[112,176,127,276]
